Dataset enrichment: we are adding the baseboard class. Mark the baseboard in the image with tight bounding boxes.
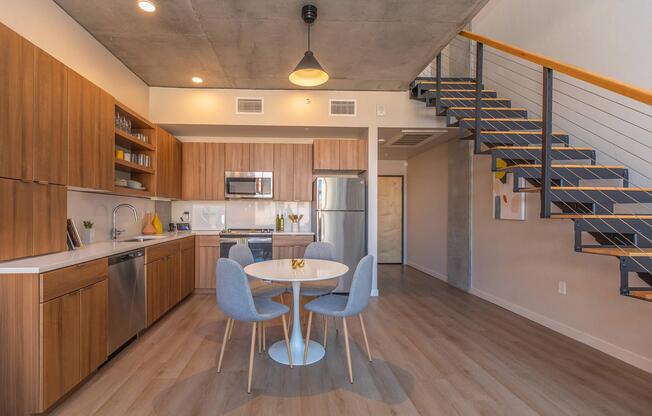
[470,287,652,374]
[405,261,448,283]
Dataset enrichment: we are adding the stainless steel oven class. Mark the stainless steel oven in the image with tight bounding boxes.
[219,229,273,262]
[225,171,273,199]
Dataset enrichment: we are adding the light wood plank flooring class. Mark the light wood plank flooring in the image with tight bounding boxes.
[51,265,652,415]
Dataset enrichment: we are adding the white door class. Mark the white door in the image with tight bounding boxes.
[378,176,403,263]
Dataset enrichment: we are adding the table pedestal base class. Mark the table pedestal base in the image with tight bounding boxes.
[268,340,325,366]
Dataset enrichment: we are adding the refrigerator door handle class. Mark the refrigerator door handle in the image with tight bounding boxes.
[317,211,324,241]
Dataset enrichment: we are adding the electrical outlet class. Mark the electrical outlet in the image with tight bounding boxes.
[558,280,567,295]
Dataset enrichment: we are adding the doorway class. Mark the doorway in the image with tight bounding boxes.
[378,175,404,263]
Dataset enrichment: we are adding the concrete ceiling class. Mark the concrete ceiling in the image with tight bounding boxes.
[53,0,487,90]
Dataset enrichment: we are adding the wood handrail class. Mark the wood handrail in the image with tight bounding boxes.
[459,30,652,106]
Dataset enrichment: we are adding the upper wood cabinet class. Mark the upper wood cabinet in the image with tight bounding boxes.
[314,139,367,172]
[313,139,340,170]
[68,70,114,191]
[225,143,251,172]
[156,127,182,199]
[0,179,66,261]
[182,142,225,200]
[34,49,68,185]
[251,143,274,171]
[293,144,313,201]
[0,24,34,181]
[273,144,294,202]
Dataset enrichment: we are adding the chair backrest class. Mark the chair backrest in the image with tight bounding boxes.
[215,258,259,322]
[343,255,374,316]
[304,241,336,261]
[229,243,254,267]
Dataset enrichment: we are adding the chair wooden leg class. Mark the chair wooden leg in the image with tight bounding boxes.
[217,318,231,373]
[281,314,293,368]
[227,318,234,340]
[359,314,372,362]
[342,317,353,383]
[257,322,262,353]
[262,321,266,351]
[304,311,313,365]
[323,315,328,349]
[248,322,257,393]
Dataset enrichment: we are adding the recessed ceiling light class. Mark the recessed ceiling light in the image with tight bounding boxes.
[138,1,156,13]
[191,76,203,84]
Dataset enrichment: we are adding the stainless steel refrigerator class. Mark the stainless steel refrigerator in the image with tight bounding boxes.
[313,176,367,293]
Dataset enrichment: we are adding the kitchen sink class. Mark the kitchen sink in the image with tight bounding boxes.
[123,235,168,242]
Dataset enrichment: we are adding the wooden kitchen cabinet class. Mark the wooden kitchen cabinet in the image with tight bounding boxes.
[41,291,81,410]
[68,69,114,191]
[182,143,224,200]
[179,237,196,299]
[145,240,189,325]
[156,127,182,199]
[251,143,274,171]
[32,183,67,257]
[313,139,367,172]
[146,257,168,326]
[339,139,368,171]
[168,251,181,308]
[313,139,340,170]
[196,235,220,289]
[0,180,66,261]
[0,23,34,181]
[34,48,68,185]
[273,144,294,201]
[272,234,314,259]
[225,143,251,172]
[0,178,33,261]
[79,279,108,379]
[293,144,313,201]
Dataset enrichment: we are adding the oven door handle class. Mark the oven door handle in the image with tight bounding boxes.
[247,237,272,244]
[220,237,244,244]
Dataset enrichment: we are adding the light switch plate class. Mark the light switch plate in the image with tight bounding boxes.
[376,104,386,116]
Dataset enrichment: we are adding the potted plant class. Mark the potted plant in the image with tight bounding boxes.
[82,221,95,245]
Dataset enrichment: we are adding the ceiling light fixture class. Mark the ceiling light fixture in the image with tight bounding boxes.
[289,5,329,87]
[138,1,156,13]
[191,76,204,84]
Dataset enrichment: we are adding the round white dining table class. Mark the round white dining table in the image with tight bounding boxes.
[244,259,349,366]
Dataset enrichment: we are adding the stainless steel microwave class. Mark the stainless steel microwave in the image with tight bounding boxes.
[224,171,273,199]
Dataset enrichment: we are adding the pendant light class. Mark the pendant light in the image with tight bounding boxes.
[289,4,329,87]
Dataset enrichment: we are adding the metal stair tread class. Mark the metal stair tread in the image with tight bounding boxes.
[521,186,652,192]
[496,164,624,171]
[491,146,592,150]
[481,130,566,135]
[550,214,652,219]
[448,106,527,111]
[461,117,543,122]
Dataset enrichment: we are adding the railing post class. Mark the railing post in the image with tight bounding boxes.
[541,67,553,218]
[435,53,442,108]
[474,42,483,154]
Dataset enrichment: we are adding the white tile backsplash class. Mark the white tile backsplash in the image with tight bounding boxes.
[172,200,311,231]
[67,191,157,242]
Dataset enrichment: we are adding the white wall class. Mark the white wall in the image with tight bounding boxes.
[406,142,448,279]
[0,0,149,114]
[470,0,652,372]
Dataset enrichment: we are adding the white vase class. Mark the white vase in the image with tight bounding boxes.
[82,228,95,245]
[291,222,299,233]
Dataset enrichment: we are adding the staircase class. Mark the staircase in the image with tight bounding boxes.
[409,75,652,302]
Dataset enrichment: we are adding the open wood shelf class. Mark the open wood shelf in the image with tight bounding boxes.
[115,101,155,130]
[114,185,152,198]
[115,158,155,174]
[115,128,155,151]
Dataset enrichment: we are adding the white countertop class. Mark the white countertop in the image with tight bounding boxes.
[0,230,315,274]
[272,231,315,236]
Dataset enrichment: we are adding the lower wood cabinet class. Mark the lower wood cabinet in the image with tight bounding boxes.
[272,234,314,259]
[196,235,220,289]
[145,237,195,326]
[39,261,108,411]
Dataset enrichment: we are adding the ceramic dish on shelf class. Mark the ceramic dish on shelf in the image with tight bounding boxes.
[127,180,142,189]
[115,179,128,187]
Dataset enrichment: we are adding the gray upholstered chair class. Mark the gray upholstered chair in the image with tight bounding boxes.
[301,242,338,297]
[228,243,287,352]
[215,258,292,393]
[303,255,374,383]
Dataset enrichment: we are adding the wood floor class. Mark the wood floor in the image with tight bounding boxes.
[51,265,652,416]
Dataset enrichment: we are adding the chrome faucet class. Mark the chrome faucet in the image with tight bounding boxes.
[112,204,138,240]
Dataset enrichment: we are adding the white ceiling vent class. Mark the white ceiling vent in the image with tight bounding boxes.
[236,97,264,114]
[387,130,447,147]
[330,99,356,116]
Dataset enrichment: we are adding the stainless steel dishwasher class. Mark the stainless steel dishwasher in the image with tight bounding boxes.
[108,249,145,355]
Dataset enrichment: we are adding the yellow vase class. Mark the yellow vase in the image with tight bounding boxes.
[152,212,163,234]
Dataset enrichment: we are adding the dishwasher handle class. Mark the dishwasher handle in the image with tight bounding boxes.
[109,249,144,265]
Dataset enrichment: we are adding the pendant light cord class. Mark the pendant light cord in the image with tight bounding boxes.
[307,23,311,51]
